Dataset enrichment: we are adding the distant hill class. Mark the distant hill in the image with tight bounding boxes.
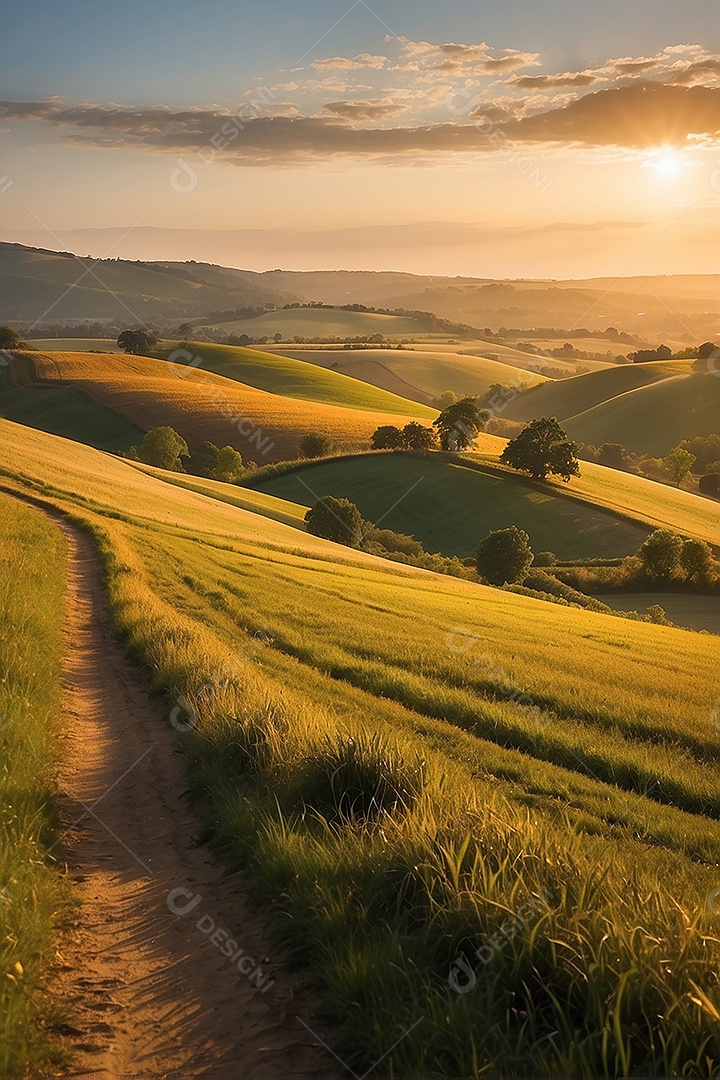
[0,243,295,321]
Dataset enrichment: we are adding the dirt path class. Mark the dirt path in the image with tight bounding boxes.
[42,513,335,1079]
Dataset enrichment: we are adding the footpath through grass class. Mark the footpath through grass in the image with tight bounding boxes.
[2,421,720,1078]
[0,493,69,1077]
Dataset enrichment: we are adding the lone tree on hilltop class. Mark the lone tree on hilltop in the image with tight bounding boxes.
[433,397,489,451]
[128,426,188,471]
[476,525,533,585]
[371,425,404,450]
[501,417,580,481]
[0,325,22,350]
[305,496,363,547]
[117,328,159,355]
[300,432,333,459]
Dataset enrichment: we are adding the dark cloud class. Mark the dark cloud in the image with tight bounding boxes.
[510,72,600,89]
[504,82,720,148]
[321,100,405,121]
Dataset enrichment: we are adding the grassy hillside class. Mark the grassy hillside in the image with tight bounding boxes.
[251,452,648,560]
[161,342,435,416]
[269,345,547,402]
[0,494,69,1078]
[199,306,439,339]
[564,370,720,455]
[0,363,143,452]
[26,337,122,353]
[2,419,720,1076]
[13,351,432,462]
[505,359,697,422]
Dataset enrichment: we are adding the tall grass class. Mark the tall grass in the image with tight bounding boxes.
[0,494,69,1077]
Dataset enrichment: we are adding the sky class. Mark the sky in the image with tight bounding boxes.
[2,0,720,277]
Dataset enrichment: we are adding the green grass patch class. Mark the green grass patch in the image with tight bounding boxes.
[250,451,648,559]
[0,493,70,1077]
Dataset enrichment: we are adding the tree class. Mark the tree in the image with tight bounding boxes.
[697,341,720,360]
[699,473,720,497]
[117,328,159,355]
[680,538,716,587]
[130,426,188,471]
[629,345,672,363]
[187,440,220,477]
[0,325,22,350]
[305,496,363,547]
[371,425,404,450]
[300,432,333,458]
[433,397,490,450]
[476,526,533,585]
[596,442,633,471]
[401,422,438,450]
[432,390,457,410]
[212,445,244,482]
[663,445,696,486]
[500,417,580,481]
[177,322,194,338]
[637,529,684,582]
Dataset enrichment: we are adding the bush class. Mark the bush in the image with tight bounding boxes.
[476,526,533,585]
[680,538,717,588]
[533,551,557,567]
[128,426,188,471]
[305,496,364,547]
[300,432,333,458]
[371,425,404,450]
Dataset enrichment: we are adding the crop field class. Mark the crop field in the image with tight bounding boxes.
[0,493,69,1077]
[12,351,433,461]
[2,418,720,1077]
[199,306,438,339]
[266,345,548,402]
[160,341,435,415]
[251,452,649,559]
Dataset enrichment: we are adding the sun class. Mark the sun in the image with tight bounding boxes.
[641,146,691,179]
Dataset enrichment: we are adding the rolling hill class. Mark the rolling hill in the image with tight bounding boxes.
[263,345,548,403]
[198,306,442,340]
[0,242,294,321]
[160,342,435,416]
[2,418,720,1077]
[505,360,697,422]
[250,452,649,559]
[8,350,433,461]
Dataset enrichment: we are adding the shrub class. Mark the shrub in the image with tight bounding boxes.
[371,425,404,450]
[533,551,557,567]
[305,496,363,547]
[300,432,333,459]
[680,538,717,588]
[476,526,533,585]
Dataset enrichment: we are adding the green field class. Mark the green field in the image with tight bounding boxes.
[3,419,720,1077]
[268,345,548,402]
[200,306,440,339]
[251,452,649,559]
[564,370,720,455]
[505,360,696,422]
[26,337,122,353]
[600,593,720,635]
[0,494,69,1078]
[0,365,143,452]
[162,341,436,416]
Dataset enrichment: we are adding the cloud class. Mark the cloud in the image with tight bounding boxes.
[504,82,720,148]
[321,99,408,122]
[309,53,387,71]
[392,38,540,76]
[509,71,600,89]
